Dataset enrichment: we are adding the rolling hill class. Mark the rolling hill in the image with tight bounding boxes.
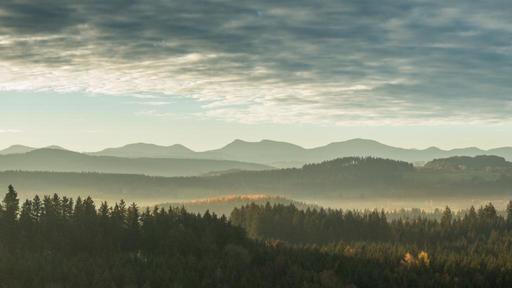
[157,194,317,215]
[0,148,272,177]
[424,155,512,171]
[2,156,511,205]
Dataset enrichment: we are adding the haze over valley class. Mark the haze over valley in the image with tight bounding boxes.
[1,0,512,286]
[1,143,511,211]
[3,138,512,168]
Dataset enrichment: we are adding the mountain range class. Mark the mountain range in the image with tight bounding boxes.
[2,139,511,167]
[0,145,67,155]
[0,148,270,177]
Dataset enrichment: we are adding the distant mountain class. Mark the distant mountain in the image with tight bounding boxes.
[208,138,512,165]
[0,148,271,177]
[89,139,307,164]
[4,139,512,166]
[0,145,35,155]
[90,143,198,158]
[44,145,67,151]
[0,145,66,155]
[305,139,511,165]
[207,139,306,164]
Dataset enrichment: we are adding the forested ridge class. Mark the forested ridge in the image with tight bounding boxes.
[3,156,512,204]
[2,186,512,287]
[0,148,270,177]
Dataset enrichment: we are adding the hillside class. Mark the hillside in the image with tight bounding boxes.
[158,194,316,215]
[424,155,512,171]
[0,148,271,177]
[5,188,511,287]
[3,156,512,205]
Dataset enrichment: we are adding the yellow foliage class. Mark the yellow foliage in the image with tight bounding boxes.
[417,251,430,266]
[344,246,356,257]
[401,251,430,267]
[184,194,282,204]
[403,252,416,266]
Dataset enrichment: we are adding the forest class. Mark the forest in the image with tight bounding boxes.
[3,155,512,205]
[2,185,512,287]
[2,0,510,285]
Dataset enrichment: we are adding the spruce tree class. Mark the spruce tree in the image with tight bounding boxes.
[507,201,512,227]
[3,185,19,223]
[441,206,452,227]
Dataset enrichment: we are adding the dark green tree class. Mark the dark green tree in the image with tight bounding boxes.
[3,185,19,223]
[441,206,452,227]
[507,201,512,227]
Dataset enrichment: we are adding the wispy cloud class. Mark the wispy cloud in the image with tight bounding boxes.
[0,0,511,125]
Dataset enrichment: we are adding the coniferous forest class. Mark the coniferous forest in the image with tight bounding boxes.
[3,0,511,286]
[1,185,512,287]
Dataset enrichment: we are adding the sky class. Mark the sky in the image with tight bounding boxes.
[0,0,511,151]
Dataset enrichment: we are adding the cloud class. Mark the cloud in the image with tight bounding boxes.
[0,0,511,125]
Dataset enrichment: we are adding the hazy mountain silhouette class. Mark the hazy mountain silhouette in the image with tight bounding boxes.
[89,140,305,163]
[0,145,67,155]
[0,148,271,177]
[206,139,306,164]
[44,145,67,151]
[90,143,198,158]
[88,139,512,166]
[0,145,36,155]
[3,139,512,166]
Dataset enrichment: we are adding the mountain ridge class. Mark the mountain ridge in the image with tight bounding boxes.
[2,139,512,166]
[0,148,272,177]
[0,145,67,155]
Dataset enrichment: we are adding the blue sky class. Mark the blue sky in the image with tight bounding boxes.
[1,91,510,151]
[0,0,511,151]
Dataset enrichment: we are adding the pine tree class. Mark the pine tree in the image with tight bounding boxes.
[3,185,19,223]
[125,203,141,251]
[99,201,110,220]
[506,201,512,227]
[441,206,452,227]
[32,195,42,222]
[127,203,140,230]
[479,203,498,225]
[19,199,34,225]
[1,185,20,246]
